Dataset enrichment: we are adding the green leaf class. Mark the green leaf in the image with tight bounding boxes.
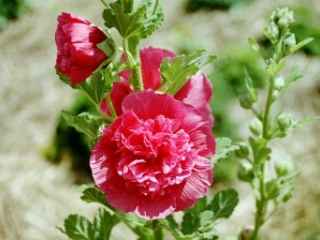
[161,49,216,94]
[93,209,119,240]
[208,189,239,220]
[214,137,240,162]
[81,70,113,104]
[103,0,163,40]
[61,112,104,143]
[63,215,95,240]
[236,69,257,109]
[81,186,108,207]
[182,197,207,234]
[140,0,164,39]
[62,209,119,240]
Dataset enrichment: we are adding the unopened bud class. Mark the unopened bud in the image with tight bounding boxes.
[274,76,285,90]
[277,8,294,28]
[277,113,294,131]
[249,119,263,136]
[235,143,250,158]
[238,160,254,182]
[239,227,253,240]
[275,160,295,177]
[272,89,280,101]
[285,33,296,47]
[264,21,279,43]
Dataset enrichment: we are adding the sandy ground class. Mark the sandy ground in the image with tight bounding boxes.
[0,0,319,239]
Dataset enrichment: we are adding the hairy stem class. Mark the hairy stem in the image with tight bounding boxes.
[123,38,143,90]
[250,74,275,240]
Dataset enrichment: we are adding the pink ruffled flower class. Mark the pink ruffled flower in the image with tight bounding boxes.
[101,47,214,125]
[91,91,215,219]
[55,12,107,86]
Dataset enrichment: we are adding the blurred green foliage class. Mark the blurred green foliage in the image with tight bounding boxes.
[292,5,320,56]
[211,47,265,182]
[0,0,25,29]
[185,0,253,12]
[43,94,96,181]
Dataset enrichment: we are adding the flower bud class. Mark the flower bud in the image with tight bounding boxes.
[238,160,254,182]
[284,33,296,49]
[239,227,254,240]
[272,89,280,101]
[249,119,263,136]
[277,8,294,29]
[264,21,279,43]
[275,160,295,177]
[266,179,281,200]
[277,113,294,131]
[235,143,250,158]
[282,192,293,202]
[274,76,285,91]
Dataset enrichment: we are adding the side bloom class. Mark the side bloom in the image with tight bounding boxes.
[91,91,215,219]
[101,47,214,126]
[55,12,107,86]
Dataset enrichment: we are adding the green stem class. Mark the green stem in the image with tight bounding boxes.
[250,165,267,240]
[123,38,143,90]
[250,72,276,240]
[262,77,274,139]
[159,220,184,240]
[100,0,108,7]
[152,0,160,14]
[152,220,164,240]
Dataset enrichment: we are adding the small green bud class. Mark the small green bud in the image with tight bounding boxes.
[275,160,295,177]
[238,160,254,182]
[282,192,293,202]
[239,227,253,240]
[235,143,250,158]
[264,21,279,43]
[272,89,280,101]
[274,76,285,91]
[284,33,296,49]
[266,179,281,200]
[276,8,294,29]
[249,119,263,136]
[277,113,294,131]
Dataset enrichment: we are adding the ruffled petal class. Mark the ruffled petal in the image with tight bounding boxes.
[140,47,175,90]
[176,157,213,211]
[175,74,214,126]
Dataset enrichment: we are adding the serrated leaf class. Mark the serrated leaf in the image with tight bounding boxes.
[61,112,104,142]
[92,209,119,240]
[181,197,207,234]
[81,186,108,207]
[214,138,240,162]
[140,1,164,38]
[81,70,113,104]
[103,0,163,40]
[63,215,95,240]
[161,49,215,94]
[208,189,239,220]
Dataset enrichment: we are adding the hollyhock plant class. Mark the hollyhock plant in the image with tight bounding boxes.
[91,91,215,219]
[55,12,107,86]
[56,1,311,239]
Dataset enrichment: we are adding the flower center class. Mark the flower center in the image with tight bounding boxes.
[112,112,198,196]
